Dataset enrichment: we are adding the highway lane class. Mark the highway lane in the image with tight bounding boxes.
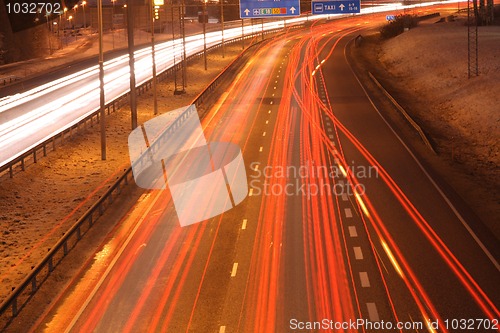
[28,7,498,333]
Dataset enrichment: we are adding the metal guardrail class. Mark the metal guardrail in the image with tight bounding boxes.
[368,71,436,154]
[0,22,303,325]
[417,12,441,21]
[0,76,21,86]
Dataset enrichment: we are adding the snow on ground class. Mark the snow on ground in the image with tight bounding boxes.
[377,15,499,232]
[380,18,499,163]
[0,43,244,304]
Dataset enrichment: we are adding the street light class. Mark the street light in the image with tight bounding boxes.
[68,14,74,41]
[73,4,78,40]
[151,0,162,115]
[82,1,87,31]
[220,0,224,58]
[111,0,116,48]
[46,13,52,54]
[126,0,138,129]
[97,0,106,159]
[63,7,68,46]
[202,0,207,70]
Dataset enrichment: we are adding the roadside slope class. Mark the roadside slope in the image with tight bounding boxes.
[352,16,499,237]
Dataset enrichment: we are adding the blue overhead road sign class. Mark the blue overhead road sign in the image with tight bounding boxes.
[239,0,300,18]
[312,0,360,14]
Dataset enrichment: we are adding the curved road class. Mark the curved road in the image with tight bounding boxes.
[27,7,500,333]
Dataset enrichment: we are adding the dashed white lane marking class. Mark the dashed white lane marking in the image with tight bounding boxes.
[341,193,348,201]
[253,164,259,171]
[345,208,353,218]
[327,127,333,132]
[328,134,334,139]
[274,86,277,90]
[348,226,357,237]
[272,93,275,97]
[360,272,371,287]
[265,120,269,124]
[275,80,278,83]
[268,110,271,114]
[249,188,254,196]
[270,101,274,105]
[353,247,363,260]
[219,326,226,333]
[262,132,266,137]
[366,303,380,322]
[231,263,238,277]
[259,146,263,152]
[242,219,247,230]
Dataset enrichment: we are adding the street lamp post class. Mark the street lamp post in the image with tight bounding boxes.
[57,16,62,49]
[82,1,87,31]
[180,0,187,91]
[97,0,106,159]
[151,0,159,115]
[261,18,264,40]
[46,14,52,54]
[220,0,224,58]
[203,0,207,70]
[68,15,74,41]
[73,4,78,40]
[123,4,127,40]
[63,7,68,46]
[111,0,116,49]
[241,18,244,49]
[126,1,138,129]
